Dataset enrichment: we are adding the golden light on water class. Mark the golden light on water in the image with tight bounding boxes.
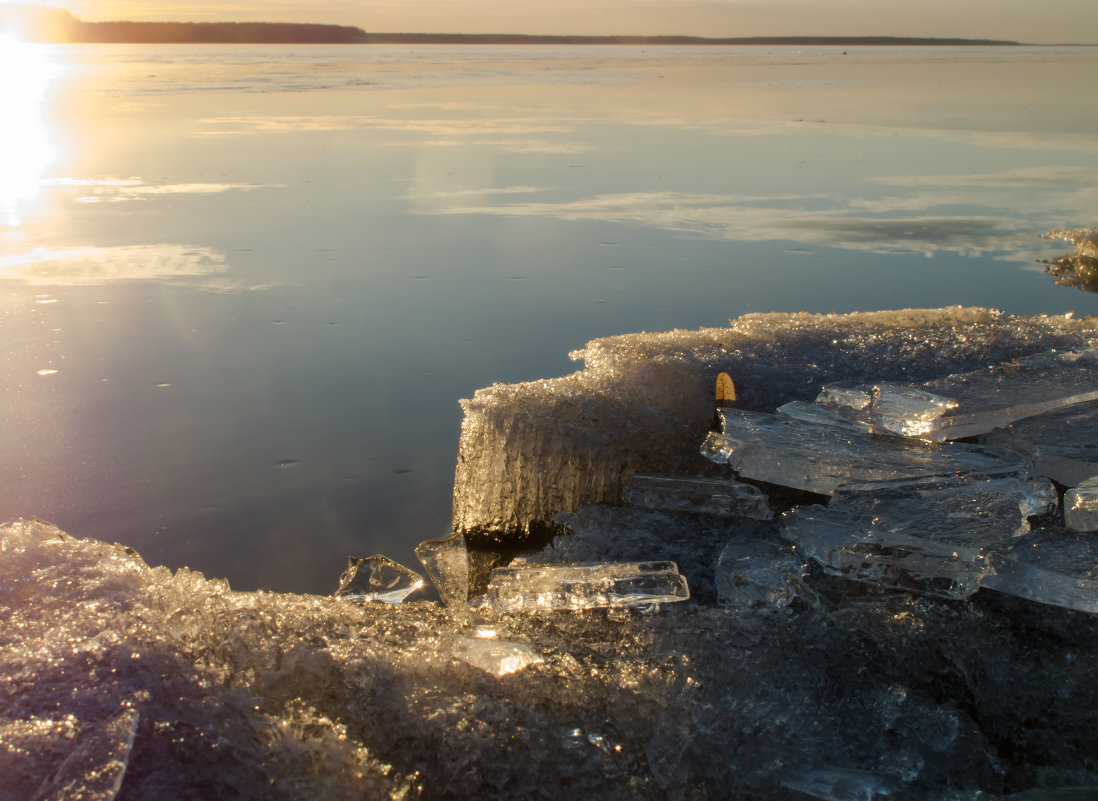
[0,33,63,226]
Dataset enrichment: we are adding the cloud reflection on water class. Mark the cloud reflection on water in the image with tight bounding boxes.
[0,244,228,286]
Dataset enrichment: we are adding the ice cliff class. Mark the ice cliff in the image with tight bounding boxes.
[7,307,1098,801]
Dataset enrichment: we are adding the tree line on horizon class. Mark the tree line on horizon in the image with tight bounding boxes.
[0,3,1019,46]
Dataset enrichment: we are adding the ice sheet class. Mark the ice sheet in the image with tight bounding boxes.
[454,308,1098,537]
[702,408,1029,495]
[983,527,1098,614]
[980,400,1098,487]
[781,472,1056,599]
[817,347,1098,442]
[482,561,690,612]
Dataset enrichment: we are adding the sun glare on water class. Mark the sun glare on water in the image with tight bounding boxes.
[0,32,63,226]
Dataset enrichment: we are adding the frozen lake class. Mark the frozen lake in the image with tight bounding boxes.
[2,42,1097,592]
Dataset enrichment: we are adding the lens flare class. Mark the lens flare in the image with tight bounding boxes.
[0,33,63,226]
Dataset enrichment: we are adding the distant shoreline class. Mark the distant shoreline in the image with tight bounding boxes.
[362,34,1022,46]
[0,8,1028,46]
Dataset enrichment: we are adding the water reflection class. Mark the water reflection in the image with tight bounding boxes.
[0,244,227,285]
[0,37,62,225]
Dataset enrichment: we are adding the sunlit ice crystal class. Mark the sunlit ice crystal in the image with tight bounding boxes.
[980,399,1098,487]
[483,561,689,613]
[1065,476,1098,532]
[622,473,772,520]
[702,408,1029,496]
[449,633,544,677]
[333,555,425,603]
[781,471,1057,599]
[776,400,872,431]
[414,531,471,607]
[817,347,1098,442]
[983,527,1098,614]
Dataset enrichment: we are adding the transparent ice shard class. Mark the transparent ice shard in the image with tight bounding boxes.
[780,766,895,801]
[982,528,1098,614]
[776,400,871,431]
[715,537,805,610]
[450,633,544,677]
[781,472,1057,599]
[32,704,140,801]
[817,347,1098,442]
[333,555,425,604]
[980,400,1098,487]
[1064,477,1098,532]
[483,561,690,613]
[415,532,471,607]
[622,473,772,520]
[702,409,1029,495]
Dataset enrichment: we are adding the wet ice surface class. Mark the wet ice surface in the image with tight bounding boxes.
[11,308,1098,800]
[980,400,1098,486]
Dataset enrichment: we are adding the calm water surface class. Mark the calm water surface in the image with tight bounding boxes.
[2,43,1097,592]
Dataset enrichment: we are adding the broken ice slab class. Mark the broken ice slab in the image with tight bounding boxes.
[982,528,1098,614]
[702,408,1029,496]
[33,705,140,801]
[333,555,425,603]
[715,537,805,610]
[781,472,1057,599]
[979,400,1098,487]
[415,532,471,607]
[450,633,544,677]
[817,347,1098,442]
[1065,477,1098,532]
[622,473,772,520]
[483,561,690,613]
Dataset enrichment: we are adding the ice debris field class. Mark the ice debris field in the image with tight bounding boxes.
[8,306,1098,800]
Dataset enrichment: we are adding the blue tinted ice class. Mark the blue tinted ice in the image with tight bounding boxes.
[782,471,1057,599]
[980,400,1098,487]
[983,527,1098,614]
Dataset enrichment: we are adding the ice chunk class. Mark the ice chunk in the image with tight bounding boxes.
[715,537,805,609]
[781,472,1057,599]
[483,561,690,612]
[980,400,1098,487]
[333,555,425,603]
[32,704,140,801]
[817,347,1098,442]
[1065,477,1098,532]
[450,633,544,677]
[622,473,772,520]
[415,532,472,607]
[983,527,1098,614]
[702,408,1029,495]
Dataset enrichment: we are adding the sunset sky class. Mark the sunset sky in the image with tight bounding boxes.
[9,0,1085,43]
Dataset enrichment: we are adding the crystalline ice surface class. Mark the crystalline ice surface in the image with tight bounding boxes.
[1065,476,1098,532]
[777,400,872,431]
[980,399,1098,486]
[982,527,1098,614]
[817,347,1098,442]
[702,408,1029,496]
[715,537,805,610]
[415,532,471,607]
[781,471,1057,599]
[483,561,690,613]
[333,554,425,603]
[622,473,772,520]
